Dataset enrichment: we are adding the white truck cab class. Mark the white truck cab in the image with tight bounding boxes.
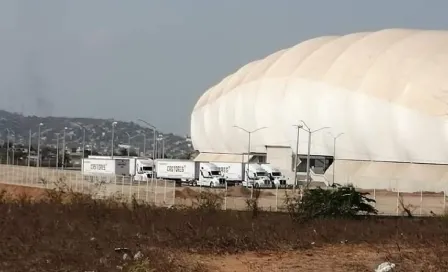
[260,164,287,188]
[134,159,155,181]
[243,164,271,188]
[193,162,227,188]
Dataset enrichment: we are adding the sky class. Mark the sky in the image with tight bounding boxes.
[0,0,448,135]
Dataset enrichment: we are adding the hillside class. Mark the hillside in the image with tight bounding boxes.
[0,110,194,159]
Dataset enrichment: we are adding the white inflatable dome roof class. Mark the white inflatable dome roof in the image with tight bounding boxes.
[191,28,448,164]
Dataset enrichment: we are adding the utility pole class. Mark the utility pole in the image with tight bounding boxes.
[233,125,267,198]
[27,129,31,167]
[137,119,157,160]
[293,124,303,189]
[328,132,344,186]
[111,122,117,158]
[55,133,60,169]
[62,127,67,170]
[37,123,43,168]
[299,120,330,187]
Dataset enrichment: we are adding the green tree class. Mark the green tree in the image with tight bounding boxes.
[286,184,377,222]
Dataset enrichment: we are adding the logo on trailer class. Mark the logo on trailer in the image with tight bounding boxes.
[90,164,107,171]
[167,165,186,172]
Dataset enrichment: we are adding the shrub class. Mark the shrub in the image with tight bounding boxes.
[245,187,261,218]
[194,190,223,211]
[286,184,377,221]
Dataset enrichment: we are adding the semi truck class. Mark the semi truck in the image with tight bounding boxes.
[242,164,272,188]
[260,163,288,188]
[154,159,227,187]
[210,162,243,186]
[129,158,155,181]
[86,156,155,179]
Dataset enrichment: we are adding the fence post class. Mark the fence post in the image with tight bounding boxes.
[396,189,400,216]
[121,176,125,199]
[172,181,176,207]
[129,176,133,202]
[154,179,158,205]
[420,190,423,216]
[444,191,446,213]
[137,178,141,201]
[163,180,167,205]
[275,185,279,212]
[373,188,376,208]
[145,177,149,203]
[224,182,227,211]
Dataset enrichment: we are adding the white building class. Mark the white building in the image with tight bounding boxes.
[191,28,448,192]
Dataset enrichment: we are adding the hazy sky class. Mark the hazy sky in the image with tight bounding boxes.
[1,0,448,135]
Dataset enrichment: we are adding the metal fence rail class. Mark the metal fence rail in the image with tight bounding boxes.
[0,165,446,216]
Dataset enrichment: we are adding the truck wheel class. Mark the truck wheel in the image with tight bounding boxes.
[192,181,197,187]
[254,183,260,189]
[210,182,214,188]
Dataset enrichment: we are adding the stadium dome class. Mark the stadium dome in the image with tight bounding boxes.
[191,28,448,165]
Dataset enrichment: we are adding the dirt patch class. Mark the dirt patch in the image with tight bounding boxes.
[196,244,387,272]
[227,186,275,197]
[175,187,201,199]
[0,184,47,200]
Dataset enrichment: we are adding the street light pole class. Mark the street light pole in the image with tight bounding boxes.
[5,129,10,165]
[293,124,303,189]
[27,129,31,167]
[143,133,146,157]
[299,120,330,187]
[137,119,157,160]
[37,123,43,168]
[55,133,60,169]
[111,122,117,158]
[328,132,344,186]
[233,125,267,198]
[125,132,131,157]
[62,127,67,170]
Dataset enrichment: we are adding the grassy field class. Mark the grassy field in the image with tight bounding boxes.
[1,184,448,271]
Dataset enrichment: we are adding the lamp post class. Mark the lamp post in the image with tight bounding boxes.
[143,133,146,157]
[157,135,165,158]
[27,129,31,167]
[37,123,43,168]
[137,119,157,160]
[74,123,87,159]
[125,132,131,157]
[328,132,344,186]
[233,125,267,198]
[55,133,60,169]
[111,122,117,158]
[62,127,67,170]
[5,128,11,165]
[299,120,330,187]
[292,124,303,189]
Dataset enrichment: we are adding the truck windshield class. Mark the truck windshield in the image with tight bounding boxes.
[272,172,281,177]
[210,170,221,176]
[142,166,153,171]
[256,172,267,176]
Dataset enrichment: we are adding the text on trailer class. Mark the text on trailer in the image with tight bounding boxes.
[167,165,186,172]
[90,164,107,171]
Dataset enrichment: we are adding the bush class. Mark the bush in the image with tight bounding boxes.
[286,184,377,221]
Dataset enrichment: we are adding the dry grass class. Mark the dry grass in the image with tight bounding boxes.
[1,184,448,271]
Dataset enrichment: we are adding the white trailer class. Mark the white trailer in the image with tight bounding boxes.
[243,163,272,188]
[260,163,288,188]
[155,159,196,183]
[210,162,243,186]
[81,158,130,183]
